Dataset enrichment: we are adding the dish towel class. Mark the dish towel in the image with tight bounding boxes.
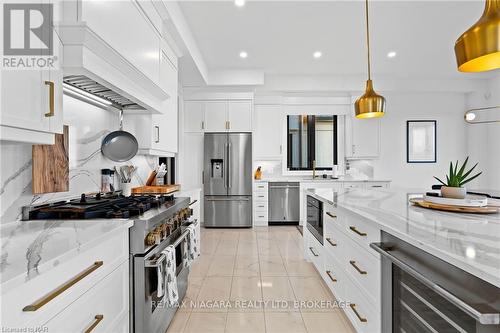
[156,256,165,298]
[186,222,200,267]
[161,245,178,306]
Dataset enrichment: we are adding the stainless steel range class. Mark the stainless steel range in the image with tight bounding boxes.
[23,192,197,333]
[129,196,193,333]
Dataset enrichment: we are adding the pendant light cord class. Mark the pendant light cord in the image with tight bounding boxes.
[365,0,371,80]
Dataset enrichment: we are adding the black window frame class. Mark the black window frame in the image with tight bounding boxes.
[286,115,338,171]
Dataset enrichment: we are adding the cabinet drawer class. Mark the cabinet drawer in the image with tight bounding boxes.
[338,208,380,253]
[334,228,380,307]
[343,182,364,189]
[253,202,268,212]
[343,275,381,333]
[254,192,268,201]
[253,183,268,192]
[1,229,129,328]
[254,212,268,221]
[306,235,323,272]
[322,252,344,300]
[45,262,129,333]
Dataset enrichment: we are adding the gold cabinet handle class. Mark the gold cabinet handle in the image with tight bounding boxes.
[326,238,337,247]
[349,260,367,275]
[326,212,337,219]
[23,261,103,311]
[326,270,337,282]
[228,121,230,129]
[44,80,55,117]
[309,247,319,257]
[84,315,104,333]
[349,304,367,322]
[349,226,367,237]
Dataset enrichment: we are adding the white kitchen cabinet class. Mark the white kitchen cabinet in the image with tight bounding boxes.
[228,101,252,132]
[345,111,380,159]
[184,101,205,133]
[254,105,283,159]
[1,229,129,330]
[0,30,63,144]
[203,100,253,132]
[204,101,228,132]
[178,133,204,191]
[253,182,269,226]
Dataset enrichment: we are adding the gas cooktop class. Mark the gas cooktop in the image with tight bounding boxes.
[24,193,175,220]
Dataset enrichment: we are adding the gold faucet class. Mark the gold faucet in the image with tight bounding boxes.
[312,160,316,179]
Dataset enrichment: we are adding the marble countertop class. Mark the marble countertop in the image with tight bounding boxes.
[0,219,133,290]
[255,177,391,183]
[307,187,500,287]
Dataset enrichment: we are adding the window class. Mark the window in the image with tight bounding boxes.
[287,115,338,170]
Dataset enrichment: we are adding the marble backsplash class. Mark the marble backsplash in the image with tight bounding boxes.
[0,96,159,224]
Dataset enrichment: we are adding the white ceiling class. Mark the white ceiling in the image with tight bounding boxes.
[178,0,497,80]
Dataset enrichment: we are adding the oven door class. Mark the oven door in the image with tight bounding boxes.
[131,229,190,333]
[306,195,323,245]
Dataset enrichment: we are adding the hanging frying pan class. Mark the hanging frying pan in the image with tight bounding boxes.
[101,110,138,162]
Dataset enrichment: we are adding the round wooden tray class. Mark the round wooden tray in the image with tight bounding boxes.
[409,198,499,214]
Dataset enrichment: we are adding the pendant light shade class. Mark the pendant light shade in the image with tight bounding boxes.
[355,80,386,119]
[454,0,500,72]
[355,0,385,119]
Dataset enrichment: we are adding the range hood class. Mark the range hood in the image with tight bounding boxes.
[57,22,168,113]
[63,75,145,111]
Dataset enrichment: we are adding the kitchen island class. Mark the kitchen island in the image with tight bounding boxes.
[304,187,500,333]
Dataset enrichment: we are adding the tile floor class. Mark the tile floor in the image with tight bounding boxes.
[167,226,356,333]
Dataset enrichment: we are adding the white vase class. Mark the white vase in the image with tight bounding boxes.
[441,186,466,199]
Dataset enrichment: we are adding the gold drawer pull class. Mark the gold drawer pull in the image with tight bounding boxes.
[350,304,367,322]
[23,261,103,312]
[326,212,337,219]
[84,314,104,333]
[44,80,55,117]
[349,260,367,275]
[309,247,319,257]
[326,270,337,282]
[349,226,367,237]
[326,238,337,247]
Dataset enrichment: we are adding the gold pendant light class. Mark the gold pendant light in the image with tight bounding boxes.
[454,0,500,72]
[355,0,385,119]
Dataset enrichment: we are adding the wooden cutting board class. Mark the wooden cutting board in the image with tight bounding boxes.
[131,184,180,194]
[32,125,69,194]
[409,198,499,214]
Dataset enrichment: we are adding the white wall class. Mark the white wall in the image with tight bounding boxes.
[466,75,500,191]
[371,92,468,189]
[0,97,159,224]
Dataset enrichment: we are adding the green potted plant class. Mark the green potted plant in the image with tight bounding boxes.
[434,157,482,199]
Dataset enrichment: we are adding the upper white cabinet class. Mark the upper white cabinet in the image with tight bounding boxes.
[228,101,253,132]
[185,100,253,133]
[345,105,380,159]
[0,27,63,144]
[254,105,283,159]
[184,101,205,133]
[204,101,228,132]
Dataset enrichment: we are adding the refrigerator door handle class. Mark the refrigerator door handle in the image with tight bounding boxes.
[223,142,228,188]
[227,142,232,189]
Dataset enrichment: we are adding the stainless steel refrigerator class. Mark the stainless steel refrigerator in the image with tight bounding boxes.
[204,133,252,228]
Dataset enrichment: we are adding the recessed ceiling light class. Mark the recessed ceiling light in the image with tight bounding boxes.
[239,51,248,59]
[235,0,245,7]
[313,51,322,59]
[465,112,476,121]
[387,51,397,58]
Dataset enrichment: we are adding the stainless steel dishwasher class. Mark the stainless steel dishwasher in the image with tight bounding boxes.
[268,182,300,224]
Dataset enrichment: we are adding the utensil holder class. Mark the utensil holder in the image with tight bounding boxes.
[121,182,132,197]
